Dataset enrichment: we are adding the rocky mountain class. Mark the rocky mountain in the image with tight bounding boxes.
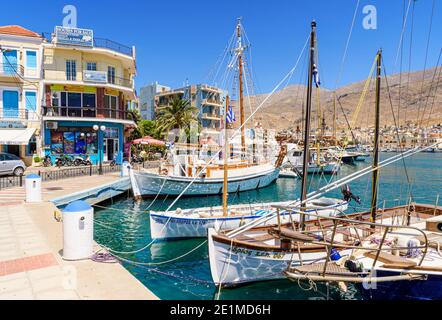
[240,67,441,131]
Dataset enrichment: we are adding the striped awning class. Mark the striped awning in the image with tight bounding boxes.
[0,128,36,145]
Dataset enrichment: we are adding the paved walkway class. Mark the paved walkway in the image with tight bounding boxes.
[0,174,158,300]
[0,174,120,206]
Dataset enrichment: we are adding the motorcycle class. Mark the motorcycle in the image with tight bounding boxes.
[55,155,74,168]
[73,155,92,166]
[43,155,52,167]
[130,154,144,166]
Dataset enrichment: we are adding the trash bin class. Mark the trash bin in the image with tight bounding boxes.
[121,161,131,177]
[62,200,94,261]
[25,174,42,203]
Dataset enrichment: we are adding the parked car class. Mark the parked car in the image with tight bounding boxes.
[0,153,27,176]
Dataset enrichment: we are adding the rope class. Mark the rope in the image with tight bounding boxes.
[215,239,234,300]
[102,240,208,266]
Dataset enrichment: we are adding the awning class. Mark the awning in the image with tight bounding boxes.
[0,128,36,145]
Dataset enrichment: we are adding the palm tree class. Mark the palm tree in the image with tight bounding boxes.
[156,98,199,134]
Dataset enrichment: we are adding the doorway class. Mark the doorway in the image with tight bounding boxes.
[6,145,20,157]
[104,138,119,162]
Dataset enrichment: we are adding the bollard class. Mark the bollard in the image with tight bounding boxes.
[25,174,42,203]
[121,161,131,177]
[62,200,94,261]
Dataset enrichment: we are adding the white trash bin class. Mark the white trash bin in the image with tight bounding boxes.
[25,174,42,203]
[62,201,94,261]
[121,161,131,177]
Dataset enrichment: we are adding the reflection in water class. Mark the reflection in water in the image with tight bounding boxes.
[94,153,442,300]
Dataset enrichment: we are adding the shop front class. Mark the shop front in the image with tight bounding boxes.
[43,120,124,165]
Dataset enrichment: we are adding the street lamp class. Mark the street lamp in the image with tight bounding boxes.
[93,125,106,175]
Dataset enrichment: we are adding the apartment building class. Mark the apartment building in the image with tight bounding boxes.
[146,83,227,140]
[41,26,137,164]
[0,25,44,165]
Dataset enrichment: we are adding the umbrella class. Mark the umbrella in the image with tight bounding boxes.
[131,136,166,147]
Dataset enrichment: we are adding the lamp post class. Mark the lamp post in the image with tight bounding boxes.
[93,125,106,175]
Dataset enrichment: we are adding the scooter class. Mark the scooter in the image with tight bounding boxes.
[55,155,74,168]
[43,155,52,167]
[73,155,92,166]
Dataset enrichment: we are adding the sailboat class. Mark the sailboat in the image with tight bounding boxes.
[148,20,347,240]
[129,20,280,198]
[282,51,442,300]
[205,21,354,285]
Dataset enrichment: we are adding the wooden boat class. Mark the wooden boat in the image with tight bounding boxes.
[283,204,442,300]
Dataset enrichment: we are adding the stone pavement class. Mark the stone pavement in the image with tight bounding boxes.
[0,174,158,300]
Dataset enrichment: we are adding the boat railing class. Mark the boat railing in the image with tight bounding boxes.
[272,206,430,282]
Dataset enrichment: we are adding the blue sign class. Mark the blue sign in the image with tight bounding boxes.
[83,70,107,83]
[55,26,94,47]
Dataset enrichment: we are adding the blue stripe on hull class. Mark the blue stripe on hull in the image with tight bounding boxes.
[361,270,442,300]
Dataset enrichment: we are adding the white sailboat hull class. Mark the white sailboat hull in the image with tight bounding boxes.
[131,166,280,197]
[208,228,352,286]
[150,199,348,240]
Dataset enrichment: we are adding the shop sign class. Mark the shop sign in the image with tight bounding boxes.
[83,70,107,83]
[55,26,94,47]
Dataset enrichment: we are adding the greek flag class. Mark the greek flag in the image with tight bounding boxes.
[226,106,236,124]
[313,64,321,88]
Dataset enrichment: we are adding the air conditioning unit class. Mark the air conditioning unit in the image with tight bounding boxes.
[46,121,58,130]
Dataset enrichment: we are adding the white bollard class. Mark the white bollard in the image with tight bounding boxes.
[25,174,42,203]
[62,200,94,261]
[121,161,131,177]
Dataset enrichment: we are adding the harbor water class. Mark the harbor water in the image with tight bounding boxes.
[94,152,442,300]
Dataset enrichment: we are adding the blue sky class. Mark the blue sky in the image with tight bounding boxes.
[1,0,440,93]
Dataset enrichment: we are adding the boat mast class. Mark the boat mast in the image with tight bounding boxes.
[223,96,230,217]
[370,49,382,225]
[300,21,316,230]
[236,18,246,159]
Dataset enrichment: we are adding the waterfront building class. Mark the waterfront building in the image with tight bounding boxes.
[41,26,137,164]
[139,82,170,120]
[153,83,227,142]
[0,25,44,165]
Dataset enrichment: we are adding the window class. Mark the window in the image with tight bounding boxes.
[105,95,118,118]
[25,91,37,111]
[86,62,97,71]
[26,136,37,156]
[26,51,37,69]
[107,66,115,84]
[2,90,19,118]
[4,154,20,161]
[67,92,81,117]
[83,93,96,108]
[66,60,76,81]
[82,93,96,117]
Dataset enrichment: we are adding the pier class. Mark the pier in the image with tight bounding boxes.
[0,173,158,300]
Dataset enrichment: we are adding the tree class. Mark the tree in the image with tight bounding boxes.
[156,98,199,135]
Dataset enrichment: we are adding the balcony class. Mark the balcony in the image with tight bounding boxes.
[201,99,222,107]
[42,33,134,57]
[42,106,133,121]
[43,66,133,89]
[0,108,39,122]
[0,63,24,77]
[202,113,221,121]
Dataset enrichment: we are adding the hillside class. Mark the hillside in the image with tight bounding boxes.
[239,67,442,131]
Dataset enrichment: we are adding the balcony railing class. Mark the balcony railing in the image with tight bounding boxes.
[202,113,221,120]
[0,63,24,77]
[43,106,133,120]
[201,99,222,107]
[43,66,133,89]
[0,108,39,121]
[41,33,133,57]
